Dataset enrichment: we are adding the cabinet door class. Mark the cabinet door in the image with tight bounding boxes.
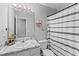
[17,50,30,56]
[5,52,17,56]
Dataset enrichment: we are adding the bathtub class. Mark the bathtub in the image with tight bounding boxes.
[0,39,40,56]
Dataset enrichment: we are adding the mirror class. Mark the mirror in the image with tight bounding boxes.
[8,4,35,44]
[15,16,26,38]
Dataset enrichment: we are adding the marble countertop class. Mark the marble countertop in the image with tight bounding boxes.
[0,40,40,55]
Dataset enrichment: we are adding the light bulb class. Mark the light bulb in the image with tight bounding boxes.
[28,7,31,10]
[13,3,17,7]
[24,6,26,9]
[18,5,22,8]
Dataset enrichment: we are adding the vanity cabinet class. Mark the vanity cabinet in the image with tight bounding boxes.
[17,49,30,56]
[17,47,40,56]
[5,52,17,56]
[2,46,40,56]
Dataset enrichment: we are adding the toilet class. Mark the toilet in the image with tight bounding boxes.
[39,40,55,56]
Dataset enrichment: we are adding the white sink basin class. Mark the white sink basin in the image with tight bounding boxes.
[13,40,34,49]
[13,41,24,49]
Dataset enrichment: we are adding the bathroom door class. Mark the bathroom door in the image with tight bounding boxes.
[16,17,26,38]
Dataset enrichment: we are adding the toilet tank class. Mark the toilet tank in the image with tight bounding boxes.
[39,40,48,50]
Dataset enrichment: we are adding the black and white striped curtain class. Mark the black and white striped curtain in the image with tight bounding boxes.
[47,3,79,56]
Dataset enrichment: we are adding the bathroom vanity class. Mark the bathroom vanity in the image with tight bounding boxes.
[0,40,40,56]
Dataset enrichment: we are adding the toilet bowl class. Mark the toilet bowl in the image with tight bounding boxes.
[39,40,54,56]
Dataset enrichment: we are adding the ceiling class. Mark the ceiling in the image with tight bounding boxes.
[14,3,74,17]
[40,3,73,11]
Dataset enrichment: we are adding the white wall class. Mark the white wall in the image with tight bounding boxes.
[23,3,57,41]
[0,3,8,48]
[32,4,56,41]
[8,4,14,34]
